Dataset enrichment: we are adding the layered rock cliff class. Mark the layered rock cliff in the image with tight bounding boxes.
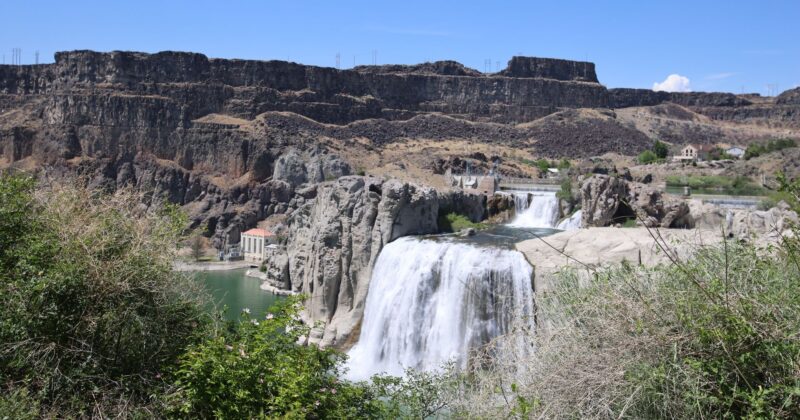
[264,176,485,347]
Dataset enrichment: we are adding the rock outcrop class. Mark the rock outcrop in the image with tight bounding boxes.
[581,174,691,228]
[689,199,798,240]
[264,176,483,347]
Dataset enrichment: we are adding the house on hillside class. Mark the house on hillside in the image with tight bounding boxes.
[674,144,717,162]
[726,146,746,159]
[241,228,277,262]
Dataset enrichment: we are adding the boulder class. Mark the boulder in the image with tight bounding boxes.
[581,174,690,228]
[580,175,628,227]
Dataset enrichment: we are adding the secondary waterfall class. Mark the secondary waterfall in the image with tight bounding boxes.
[506,191,561,228]
[346,237,534,380]
[556,210,582,230]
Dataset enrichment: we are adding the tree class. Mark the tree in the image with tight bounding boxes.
[652,140,669,159]
[189,234,205,261]
[170,297,386,419]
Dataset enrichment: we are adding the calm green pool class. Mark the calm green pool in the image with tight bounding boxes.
[195,268,284,321]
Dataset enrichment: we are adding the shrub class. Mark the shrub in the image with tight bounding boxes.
[447,236,800,419]
[170,296,385,419]
[557,158,571,170]
[637,150,658,164]
[556,178,574,203]
[535,158,552,173]
[745,138,797,160]
[0,173,210,417]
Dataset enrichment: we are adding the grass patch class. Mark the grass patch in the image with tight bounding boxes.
[438,212,486,233]
[666,175,766,195]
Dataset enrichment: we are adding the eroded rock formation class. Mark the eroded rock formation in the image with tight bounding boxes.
[581,174,691,228]
[263,176,485,346]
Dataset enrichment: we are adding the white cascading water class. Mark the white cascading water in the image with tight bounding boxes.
[556,209,582,230]
[346,237,534,380]
[506,191,561,228]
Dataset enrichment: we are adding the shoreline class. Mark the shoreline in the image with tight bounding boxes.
[245,269,297,296]
[173,260,254,272]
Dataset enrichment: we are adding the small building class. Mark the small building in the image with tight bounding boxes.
[241,228,277,262]
[726,146,745,159]
[674,144,717,162]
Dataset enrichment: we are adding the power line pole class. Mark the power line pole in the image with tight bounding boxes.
[371,49,377,65]
[335,52,340,69]
[35,50,39,65]
[484,58,491,73]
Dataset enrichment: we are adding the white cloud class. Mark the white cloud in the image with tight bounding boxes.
[653,74,691,92]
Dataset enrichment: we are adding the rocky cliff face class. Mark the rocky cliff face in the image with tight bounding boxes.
[581,174,691,228]
[264,176,485,347]
[1,49,798,246]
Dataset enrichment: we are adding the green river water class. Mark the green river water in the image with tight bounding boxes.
[195,268,284,321]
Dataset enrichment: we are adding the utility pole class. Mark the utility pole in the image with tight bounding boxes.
[335,52,340,69]
[35,50,39,65]
[484,58,491,73]
[371,49,377,65]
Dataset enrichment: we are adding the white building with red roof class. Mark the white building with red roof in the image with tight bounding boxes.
[241,228,276,262]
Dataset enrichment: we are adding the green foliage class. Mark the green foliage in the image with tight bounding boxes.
[556,178,574,203]
[535,158,551,173]
[621,219,638,228]
[745,138,797,160]
[0,387,40,420]
[0,174,210,417]
[437,212,486,233]
[356,167,367,176]
[666,175,766,195]
[370,365,457,419]
[170,296,385,419]
[557,158,571,170]
[652,140,669,159]
[637,150,659,164]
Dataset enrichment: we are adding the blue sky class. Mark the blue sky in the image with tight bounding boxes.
[1,0,797,95]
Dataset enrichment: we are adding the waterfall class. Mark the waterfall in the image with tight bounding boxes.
[556,210,582,230]
[346,237,535,380]
[506,191,561,228]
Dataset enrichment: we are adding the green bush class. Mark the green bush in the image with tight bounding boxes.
[745,138,797,160]
[170,296,385,419]
[637,150,658,164]
[556,178,574,203]
[0,173,210,417]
